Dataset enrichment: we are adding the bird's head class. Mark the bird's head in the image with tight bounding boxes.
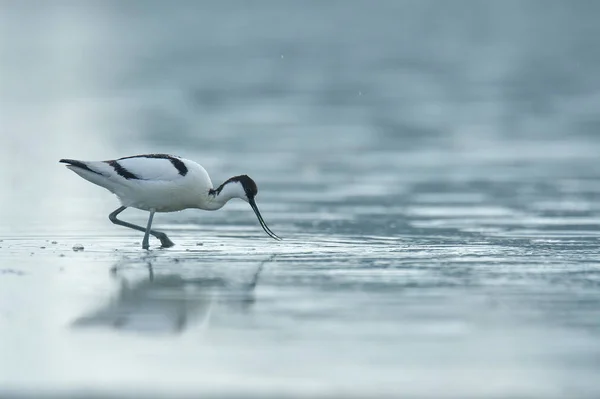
[209,175,281,240]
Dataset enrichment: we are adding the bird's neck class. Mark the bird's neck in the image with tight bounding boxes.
[203,182,245,210]
[203,193,230,210]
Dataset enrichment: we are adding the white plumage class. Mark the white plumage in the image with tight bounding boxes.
[60,154,281,249]
[66,156,214,212]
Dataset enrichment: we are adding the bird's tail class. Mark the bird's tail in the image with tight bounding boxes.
[59,158,116,192]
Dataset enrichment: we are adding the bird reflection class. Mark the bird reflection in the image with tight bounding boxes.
[72,254,276,335]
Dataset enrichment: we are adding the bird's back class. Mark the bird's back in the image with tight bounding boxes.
[61,154,214,212]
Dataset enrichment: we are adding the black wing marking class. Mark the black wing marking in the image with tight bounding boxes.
[117,154,188,176]
[104,160,140,180]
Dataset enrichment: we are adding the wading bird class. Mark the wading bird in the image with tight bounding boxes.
[60,154,281,249]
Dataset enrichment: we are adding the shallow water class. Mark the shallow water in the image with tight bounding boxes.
[2,1,600,398]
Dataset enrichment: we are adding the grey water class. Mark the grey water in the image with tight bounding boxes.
[2,1,600,398]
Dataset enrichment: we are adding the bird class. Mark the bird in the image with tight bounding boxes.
[59,154,281,249]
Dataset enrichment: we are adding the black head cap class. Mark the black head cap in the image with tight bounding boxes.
[212,174,258,199]
[235,175,258,199]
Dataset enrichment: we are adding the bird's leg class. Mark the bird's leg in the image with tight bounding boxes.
[142,210,155,250]
[108,206,175,249]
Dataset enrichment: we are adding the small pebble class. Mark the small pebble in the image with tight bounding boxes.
[51,241,58,244]
[72,244,85,252]
[196,242,203,246]
[40,246,46,249]
[59,254,66,257]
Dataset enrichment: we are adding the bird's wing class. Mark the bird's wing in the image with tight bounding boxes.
[112,156,187,181]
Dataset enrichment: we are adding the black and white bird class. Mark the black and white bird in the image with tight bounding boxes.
[60,154,281,249]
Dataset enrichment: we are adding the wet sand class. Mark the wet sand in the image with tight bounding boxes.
[2,228,600,398]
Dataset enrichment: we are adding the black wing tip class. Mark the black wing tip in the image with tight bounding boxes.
[60,158,85,167]
[59,158,103,176]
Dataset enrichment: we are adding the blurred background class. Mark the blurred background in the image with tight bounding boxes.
[2,1,600,398]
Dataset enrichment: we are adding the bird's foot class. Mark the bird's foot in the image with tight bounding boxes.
[157,233,175,248]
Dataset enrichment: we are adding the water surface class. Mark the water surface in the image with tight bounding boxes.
[2,1,600,398]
